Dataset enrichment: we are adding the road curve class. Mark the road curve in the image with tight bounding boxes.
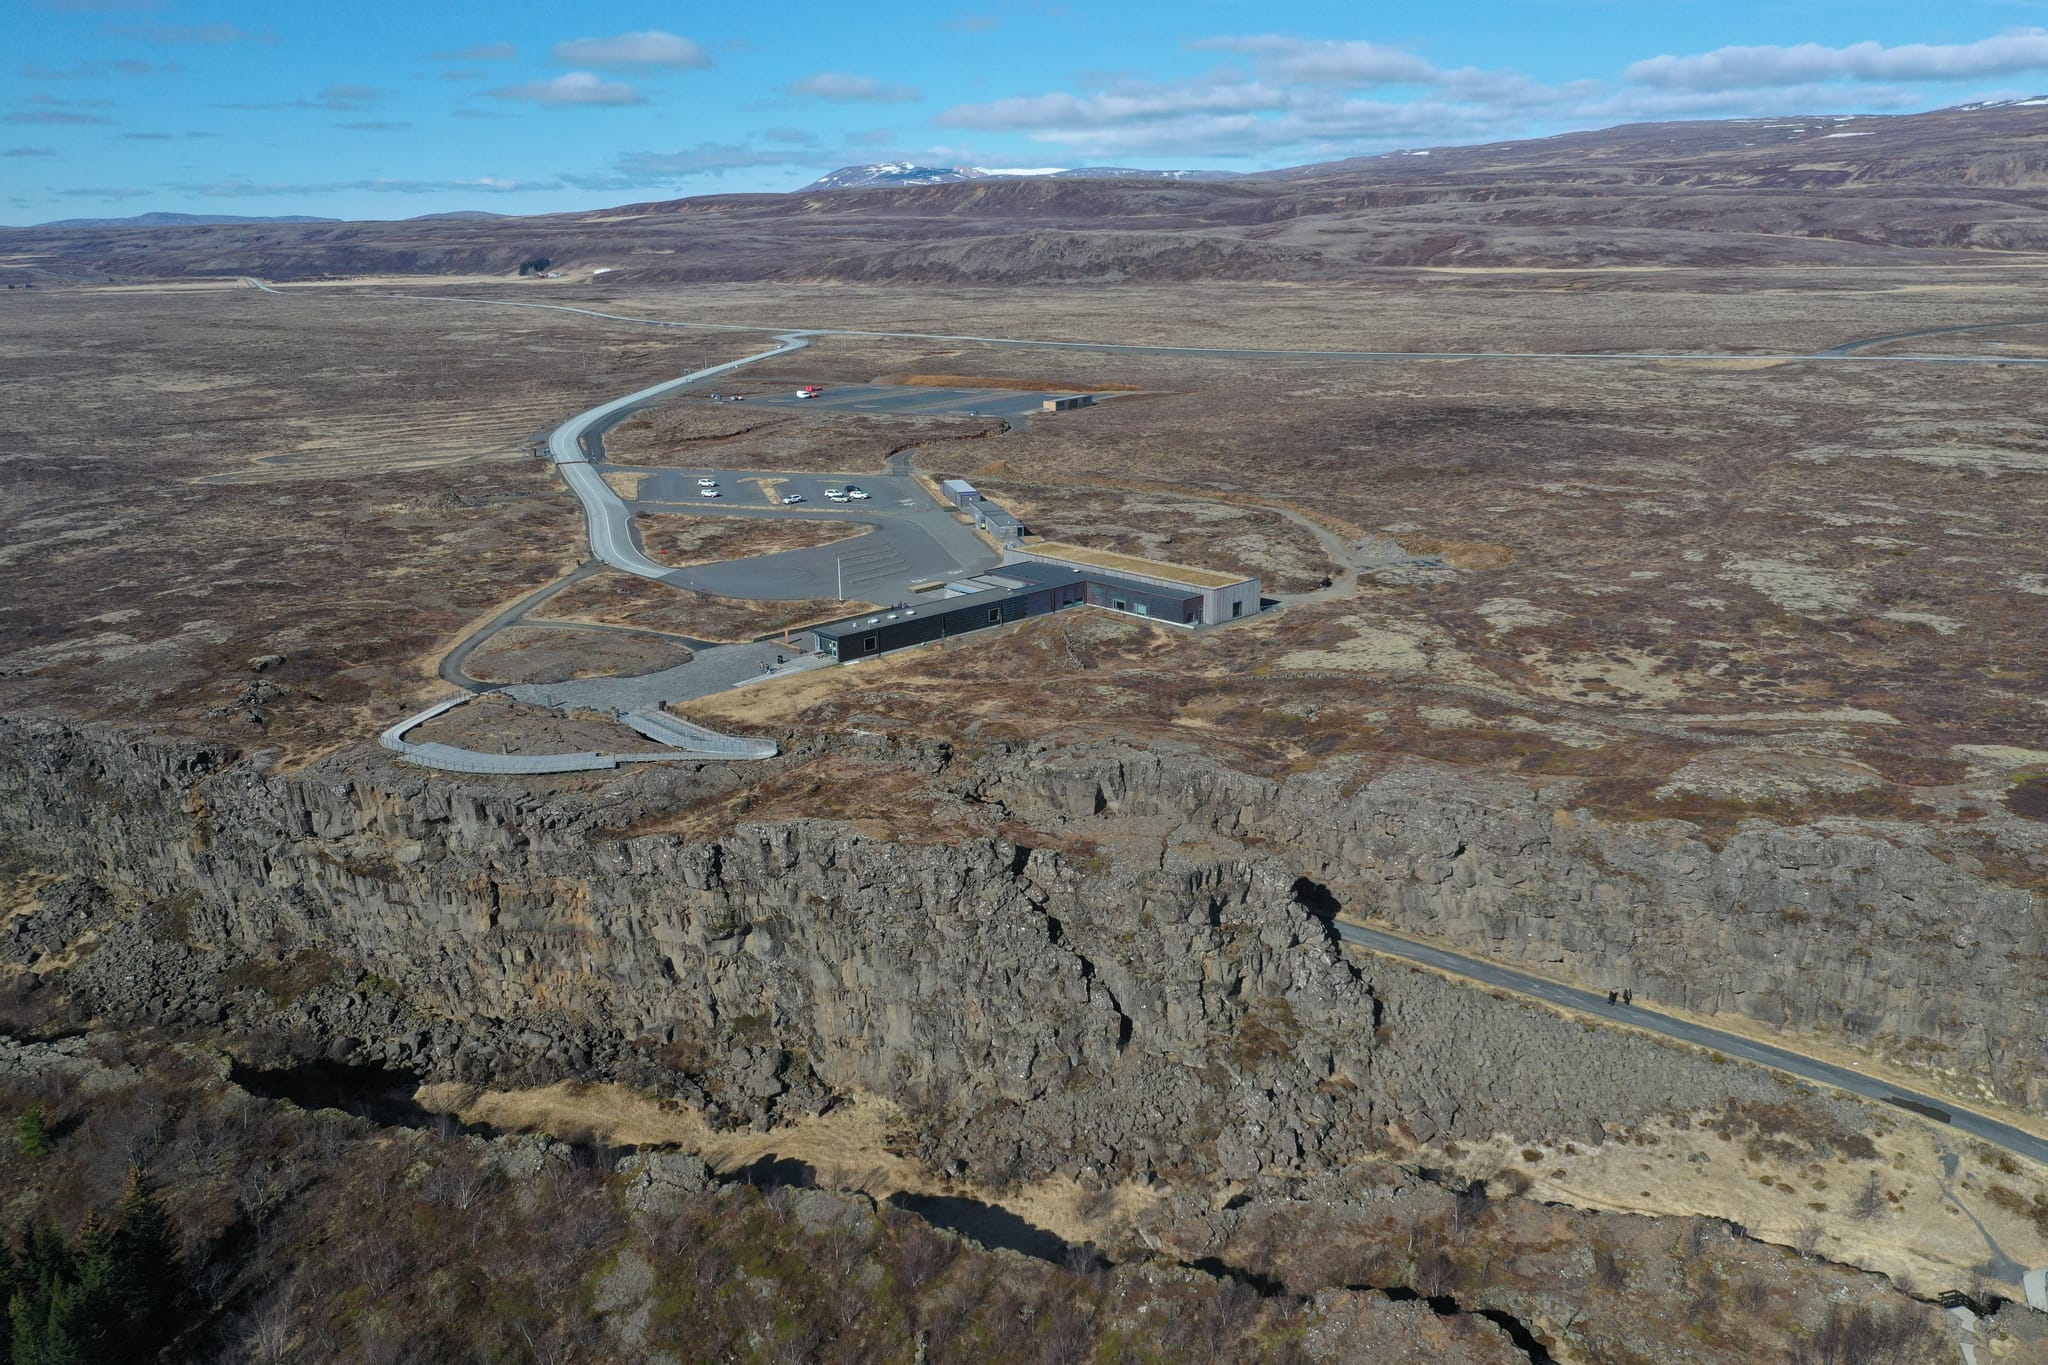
[547,332,812,581]
[1333,919,2048,1169]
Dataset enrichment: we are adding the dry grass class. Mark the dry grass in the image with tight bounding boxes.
[1434,1104,2048,1299]
[408,694,659,755]
[8,275,2047,805]
[461,625,691,686]
[632,513,865,568]
[411,1080,1163,1247]
[535,572,869,644]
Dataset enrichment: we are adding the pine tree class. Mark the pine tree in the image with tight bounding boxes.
[12,1109,51,1160]
[9,1221,87,1365]
[104,1169,185,1358]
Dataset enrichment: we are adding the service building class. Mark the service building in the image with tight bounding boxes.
[1004,543,1261,625]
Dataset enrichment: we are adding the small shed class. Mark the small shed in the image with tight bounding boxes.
[940,478,980,509]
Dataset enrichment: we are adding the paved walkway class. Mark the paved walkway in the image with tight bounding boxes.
[510,641,831,713]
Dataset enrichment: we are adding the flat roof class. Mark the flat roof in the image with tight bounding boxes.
[1024,542,1250,590]
[811,564,1086,640]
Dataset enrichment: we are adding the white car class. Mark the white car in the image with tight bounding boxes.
[825,489,849,502]
[781,492,805,505]
[699,487,721,498]
[696,477,718,487]
[844,486,870,501]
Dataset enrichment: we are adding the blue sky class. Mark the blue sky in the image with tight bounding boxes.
[6,0,2048,222]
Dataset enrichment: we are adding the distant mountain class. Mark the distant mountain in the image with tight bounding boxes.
[803,164,989,190]
[1047,167,1242,181]
[11,100,2048,284]
[801,163,1242,191]
[31,211,341,229]
[1952,95,2048,111]
[405,210,508,221]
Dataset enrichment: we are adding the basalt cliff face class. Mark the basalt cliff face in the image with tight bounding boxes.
[0,713,2038,1189]
[965,740,2048,1112]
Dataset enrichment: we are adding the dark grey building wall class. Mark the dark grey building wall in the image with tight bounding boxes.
[1085,581,1200,624]
[820,580,1085,659]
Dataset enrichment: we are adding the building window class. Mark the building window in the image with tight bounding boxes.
[1112,598,1126,612]
[988,607,1002,623]
[1232,600,1244,618]
[863,635,879,653]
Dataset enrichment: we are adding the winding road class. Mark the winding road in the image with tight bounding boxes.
[548,331,816,581]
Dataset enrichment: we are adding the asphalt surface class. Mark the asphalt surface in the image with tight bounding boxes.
[509,640,831,714]
[623,468,998,602]
[1334,919,2048,1169]
[741,383,1088,420]
[1819,318,2048,356]
[438,560,609,691]
[546,332,815,583]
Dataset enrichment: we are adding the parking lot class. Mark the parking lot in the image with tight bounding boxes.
[618,466,1000,602]
[737,383,1092,420]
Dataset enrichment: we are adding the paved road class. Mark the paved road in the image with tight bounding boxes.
[439,560,609,691]
[395,293,2048,368]
[1333,919,2048,1169]
[509,639,831,713]
[546,332,815,583]
[1819,318,2048,356]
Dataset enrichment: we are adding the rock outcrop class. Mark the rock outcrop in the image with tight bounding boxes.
[967,738,2048,1111]
[0,715,1820,1188]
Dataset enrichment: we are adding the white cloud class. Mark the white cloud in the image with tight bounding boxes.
[487,72,644,107]
[789,72,921,103]
[1192,35,1439,85]
[551,31,709,70]
[1628,29,2048,90]
[937,74,1294,131]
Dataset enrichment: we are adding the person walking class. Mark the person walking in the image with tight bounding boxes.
[1623,989,1632,1005]
[1607,990,1617,1005]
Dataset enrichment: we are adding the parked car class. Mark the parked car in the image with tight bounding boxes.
[696,477,718,487]
[699,487,721,498]
[781,492,805,505]
[825,489,849,502]
[844,485,870,500]
[796,385,823,399]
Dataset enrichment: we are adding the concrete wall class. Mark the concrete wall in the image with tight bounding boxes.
[1199,577,1264,624]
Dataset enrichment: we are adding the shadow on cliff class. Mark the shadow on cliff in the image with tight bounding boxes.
[230,1059,492,1134]
[886,1193,1073,1264]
